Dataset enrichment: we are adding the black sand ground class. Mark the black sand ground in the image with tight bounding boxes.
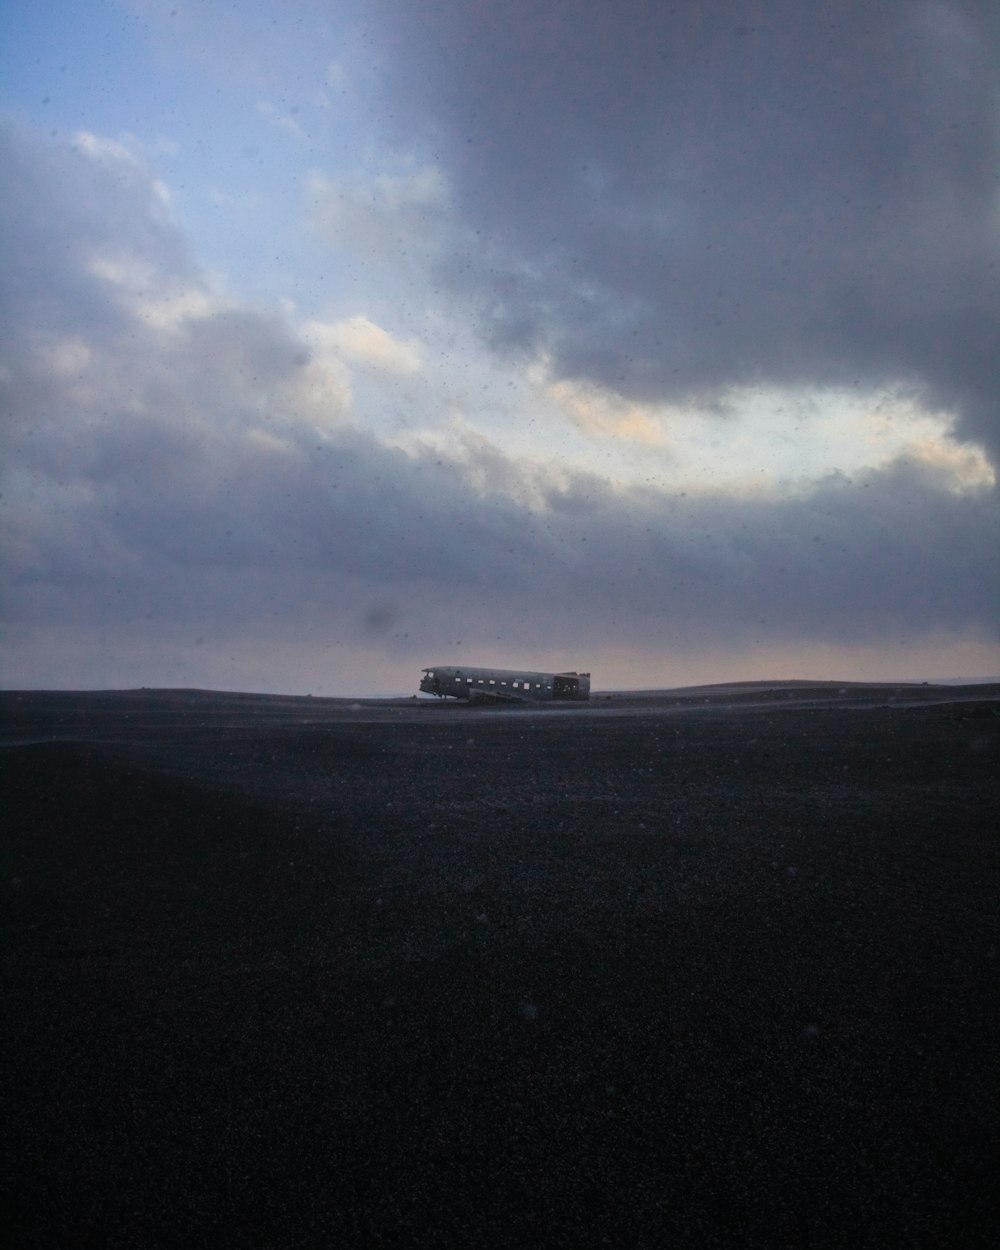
[2,684,998,1248]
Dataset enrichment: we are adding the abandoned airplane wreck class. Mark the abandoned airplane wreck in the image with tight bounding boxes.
[419,666,591,704]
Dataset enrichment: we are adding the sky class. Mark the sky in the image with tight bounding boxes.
[1,0,998,695]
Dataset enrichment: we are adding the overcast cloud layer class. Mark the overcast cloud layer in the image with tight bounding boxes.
[370,0,1000,449]
[1,1,997,693]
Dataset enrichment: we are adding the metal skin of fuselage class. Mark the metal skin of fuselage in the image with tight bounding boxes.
[419,666,591,704]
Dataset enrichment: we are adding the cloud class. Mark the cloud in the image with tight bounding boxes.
[366,0,1000,461]
[256,100,306,140]
[1,117,997,693]
[543,372,668,446]
[304,315,422,375]
[307,165,449,273]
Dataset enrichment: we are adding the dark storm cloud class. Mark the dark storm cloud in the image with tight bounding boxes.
[369,0,1000,457]
[1,118,996,686]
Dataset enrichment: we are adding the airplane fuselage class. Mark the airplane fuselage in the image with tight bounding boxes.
[419,666,591,703]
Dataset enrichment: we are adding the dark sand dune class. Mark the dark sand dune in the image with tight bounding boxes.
[2,684,998,1248]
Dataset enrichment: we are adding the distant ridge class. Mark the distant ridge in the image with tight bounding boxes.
[2,678,998,701]
[606,678,1000,696]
